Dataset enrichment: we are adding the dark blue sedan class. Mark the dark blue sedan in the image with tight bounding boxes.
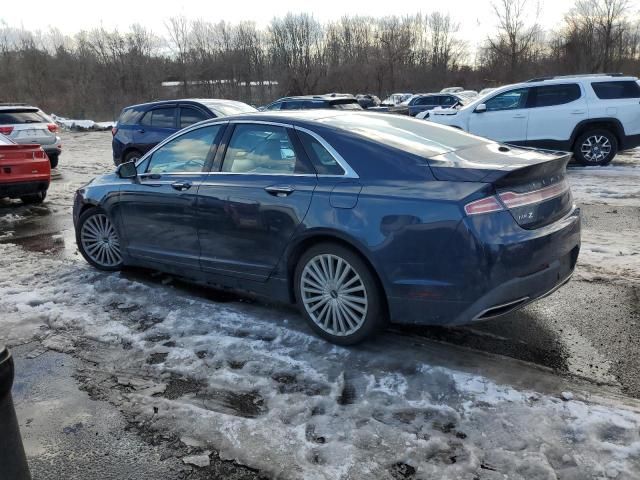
[74,111,580,344]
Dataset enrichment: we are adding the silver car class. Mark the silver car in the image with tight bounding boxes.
[0,105,62,168]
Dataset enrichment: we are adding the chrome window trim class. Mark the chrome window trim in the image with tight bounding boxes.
[293,126,359,179]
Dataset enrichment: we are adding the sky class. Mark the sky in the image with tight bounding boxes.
[0,0,579,48]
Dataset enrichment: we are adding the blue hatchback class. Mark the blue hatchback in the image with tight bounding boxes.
[111,99,256,165]
[76,111,580,345]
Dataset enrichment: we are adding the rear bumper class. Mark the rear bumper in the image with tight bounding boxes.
[387,205,581,326]
[0,180,49,198]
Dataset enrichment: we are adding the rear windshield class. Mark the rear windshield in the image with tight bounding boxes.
[319,113,487,157]
[204,102,256,117]
[591,81,640,99]
[0,109,49,124]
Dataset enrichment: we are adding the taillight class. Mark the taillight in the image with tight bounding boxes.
[112,127,118,136]
[47,123,59,133]
[33,149,47,159]
[498,180,569,209]
[464,196,504,216]
[0,126,13,135]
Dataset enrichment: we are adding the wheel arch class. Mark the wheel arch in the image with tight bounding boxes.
[284,229,390,317]
[570,118,624,150]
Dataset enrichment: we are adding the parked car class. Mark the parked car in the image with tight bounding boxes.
[458,90,479,99]
[426,74,640,165]
[111,99,256,165]
[440,87,464,93]
[74,111,580,345]
[355,94,381,109]
[389,93,468,116]
[0,104,61,169]
[261,95,363,112]
[0,133,51,204]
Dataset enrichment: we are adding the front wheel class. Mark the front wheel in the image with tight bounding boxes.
[574,129,618,166]
[76,208,123,271]
[294,243,386,345]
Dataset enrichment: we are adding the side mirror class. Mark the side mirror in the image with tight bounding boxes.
[117,160,137,179]
[475,103,487,113]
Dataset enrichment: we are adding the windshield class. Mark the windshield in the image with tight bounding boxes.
[205,102,257,117]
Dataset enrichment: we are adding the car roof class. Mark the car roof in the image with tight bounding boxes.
[272,95,356,102]
[124,98,249,110]
[0,105,39,111]
[525,73,638,83]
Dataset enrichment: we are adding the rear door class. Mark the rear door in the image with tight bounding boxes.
[468,88,530,143]
[196,122,317,280]
[526,83,586,148]
[118,124,225,268]
[131,106,177,155]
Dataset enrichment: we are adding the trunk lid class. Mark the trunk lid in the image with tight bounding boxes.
[429,143,572,229]
[0,144,51,184]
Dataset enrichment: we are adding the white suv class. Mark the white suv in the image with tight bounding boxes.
[422,74,640,166]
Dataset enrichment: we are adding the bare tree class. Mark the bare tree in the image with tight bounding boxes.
[487,0,542,81]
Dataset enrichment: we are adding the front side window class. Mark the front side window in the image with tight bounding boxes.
[591,81,640,99]
[221,124,307,175]
[532,84,581,107]
[146,125,221,174]
[180,107,209,128]
[141,107,176,128]
[484,88,529,111]
[297,130,345,176]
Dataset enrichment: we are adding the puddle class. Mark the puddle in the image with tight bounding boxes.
[197,389,266,419]
[0,231,67,254]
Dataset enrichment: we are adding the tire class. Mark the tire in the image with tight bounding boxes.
[294,243,386,345]
[48,154,59,169]
[20,190,46,205]
[573,129,618,166]
[76,208,123,271]
[123,150,142,164]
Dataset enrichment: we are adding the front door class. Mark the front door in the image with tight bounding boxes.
[132,106,178,155]
[196,123,317,281]
[119,124,225,268]
[468,87,530,143]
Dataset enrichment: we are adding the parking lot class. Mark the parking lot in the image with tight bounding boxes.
[1,131,640,479]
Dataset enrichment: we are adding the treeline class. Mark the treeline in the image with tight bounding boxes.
[0,0,638,120]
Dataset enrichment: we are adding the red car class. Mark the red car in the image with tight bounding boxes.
[0,133,51,204]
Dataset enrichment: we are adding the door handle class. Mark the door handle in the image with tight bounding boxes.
[171,181,192,191]
[264,185,295,197]
[513,114,526,119]
[571,110,586,114]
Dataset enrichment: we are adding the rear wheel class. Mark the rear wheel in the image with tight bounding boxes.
[76,208,123,271]
[48,154,59,169]
[294,243,386,345]
[20,191,46,204]
[574,129,617,166]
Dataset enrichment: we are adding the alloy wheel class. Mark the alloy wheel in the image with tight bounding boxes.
[581,135,612,163]
[300,254,368,336]
[80,213,122,268]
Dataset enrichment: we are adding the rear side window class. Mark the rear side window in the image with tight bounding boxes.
[591,81,640,99]
[0,109,49,124]
[532,84,581,107]
[265,102,283,111]
[221,124,310,175]
[297,130,345,176]
[118,107,144,125]
[180,107,208,128]
[141,107,176,128]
